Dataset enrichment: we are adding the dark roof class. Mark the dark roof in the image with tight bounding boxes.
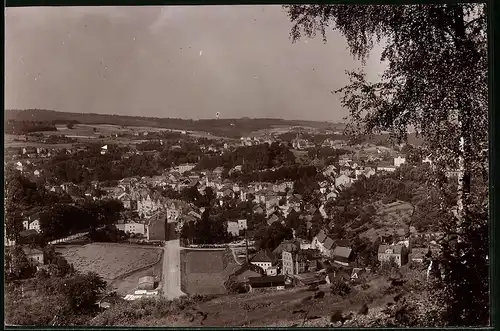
[316,229,327,243]
[19,229,38,238]
[378,244,404,254]
[333,246,353,259]
[410,248,430,259]
[323,237,335,250]
[147,212,167,226]
[233,263,265,277]
[335,239,350,247]
[251,250,274,263]
[248,275,286,286]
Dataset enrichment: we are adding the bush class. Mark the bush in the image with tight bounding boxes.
[330,309,344,324]
[358,303,369,315]
[330,279,352,297]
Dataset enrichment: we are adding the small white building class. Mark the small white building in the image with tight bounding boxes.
[227,221,240,236]
[237,219,248,231]
[125,221,146,236]
[23,218,41,233]
[250,250,275,273]
[394,156,406,167]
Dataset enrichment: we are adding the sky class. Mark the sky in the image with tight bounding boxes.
[5,6,386,122]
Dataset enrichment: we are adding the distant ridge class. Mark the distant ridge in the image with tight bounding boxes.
[5,109,346,138]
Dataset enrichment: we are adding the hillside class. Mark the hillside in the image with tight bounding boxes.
[5,109,345,139]
[88,265,432,327]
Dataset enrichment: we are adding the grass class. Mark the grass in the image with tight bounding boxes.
[359,200,413,241]
[180,249,239,295]
[56,243,162,281]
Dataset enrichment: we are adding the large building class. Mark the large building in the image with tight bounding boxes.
[250,250,275,273]
[378,244,408,267]
[282,250,307,276]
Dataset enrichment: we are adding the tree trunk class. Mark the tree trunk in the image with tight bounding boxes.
[454,5,472,244]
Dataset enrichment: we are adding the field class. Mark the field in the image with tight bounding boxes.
[118,274,405,327]
[358,200,414,241]
[56,243,163,283]
[180,249,239,295]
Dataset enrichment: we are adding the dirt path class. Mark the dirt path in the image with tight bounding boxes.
[163,239,184,299]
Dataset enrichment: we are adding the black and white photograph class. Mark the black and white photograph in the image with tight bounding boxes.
[4,4,489,327]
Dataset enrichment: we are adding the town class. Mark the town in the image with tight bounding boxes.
[5,117,454,326]
[5,3,488,328]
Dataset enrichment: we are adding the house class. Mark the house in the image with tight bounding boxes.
[227,221,240,236]
[311,230,335,257]
[312,229,327,249]
[290,272,325,287]
[138,276,156,290]
[332,246,354,267]
[409,247,430,263]
[237,219,248,231]
[350,267,366,281]
[422,155,433,165]
[394,156,406,167]
[253,205,264,215]
[118,193,132,209]
[378,244,408,267]
[323,165,337,177]
[213,167,225,177]
[335,174,353,189]
[146,212,167,241]
[22,247,44,265]
[4,233,16,247]
[174,163,196,174]
[282,250,308,275]
[250,250,276,273]
[322,237,335,257]
[23,216,41,233]
[231,263,265,284]
[377,161,397,173]
[247,275,286,291]
[125,222,146,236]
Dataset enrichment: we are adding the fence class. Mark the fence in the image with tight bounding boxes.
[48,226,105,245]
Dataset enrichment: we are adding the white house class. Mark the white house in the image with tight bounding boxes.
[23,218,41,233]
[422,155,433,165]
[394,156,406,167]
[250,250,275,273]
[311,230,335,258]
[335,174,353,189]
[227,221,240,236]
[237,219,248,231]
[125,222,146,236]
[377,165,397,173]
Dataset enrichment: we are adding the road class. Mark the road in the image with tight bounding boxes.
[162,239,185,299]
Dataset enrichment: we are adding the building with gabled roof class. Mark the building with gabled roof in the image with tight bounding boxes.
[378,244,408,267]
[250,250,275,272]
[332,246,354,267]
